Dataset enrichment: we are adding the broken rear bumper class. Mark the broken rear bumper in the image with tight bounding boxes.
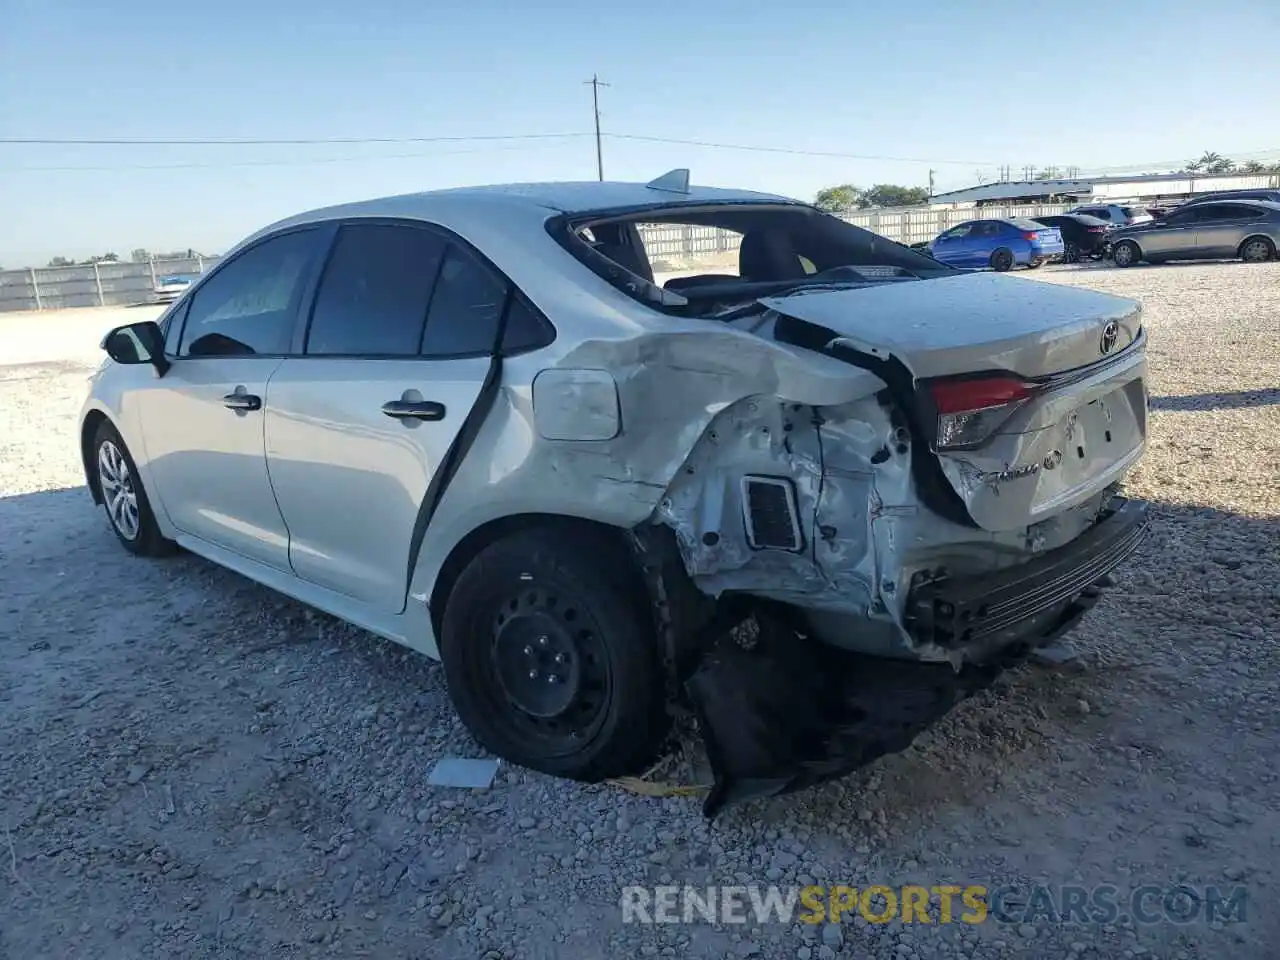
[905,496,1149,658]
[683,497,1150,816]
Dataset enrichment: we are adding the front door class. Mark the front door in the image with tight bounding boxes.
[264,221,525,612]
[1136,208,1198,258]
[137,227,327,570]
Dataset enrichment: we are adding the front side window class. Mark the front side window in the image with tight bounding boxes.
[306,223,445,356]
[178,229,321,357]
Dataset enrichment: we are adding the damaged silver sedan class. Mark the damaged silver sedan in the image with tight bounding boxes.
[80,171,1149,814]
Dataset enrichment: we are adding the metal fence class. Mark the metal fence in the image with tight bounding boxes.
[0,255,222,313]
[842,202,1074,247]
[636,204,1076,264]
[0,203,1077,313]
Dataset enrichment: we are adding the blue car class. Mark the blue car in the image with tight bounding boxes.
[928,217,1065,271]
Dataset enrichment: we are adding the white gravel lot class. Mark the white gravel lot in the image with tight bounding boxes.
[2,262,1279,959]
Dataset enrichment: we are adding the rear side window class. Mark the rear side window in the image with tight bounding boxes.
[1198,203,1258,221]
[179,229,321,357]
[1120,207,1146,219]
[420,248,509,357]
[306,224,445,356]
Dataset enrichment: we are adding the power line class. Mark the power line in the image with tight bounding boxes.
[0,132,592,146]
[603,133,1004,167]
[1,141,570,172]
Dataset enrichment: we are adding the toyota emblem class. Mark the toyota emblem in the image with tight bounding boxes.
[1099,321,1120,355]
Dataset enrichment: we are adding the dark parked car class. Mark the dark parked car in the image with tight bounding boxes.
[1028,214,1113,263]
[1179,189,1280,208]
[1109,200,1280,267]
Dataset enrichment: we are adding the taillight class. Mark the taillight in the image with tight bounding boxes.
[929,375,1036,450]
[1087,226,1107,233]
[1022,231,1038,241]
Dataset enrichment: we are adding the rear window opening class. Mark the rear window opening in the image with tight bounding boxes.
[552,202,954,319]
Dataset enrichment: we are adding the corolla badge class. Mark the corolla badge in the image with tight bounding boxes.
[1099,321,1120,355]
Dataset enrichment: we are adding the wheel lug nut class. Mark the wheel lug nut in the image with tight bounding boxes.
[537,635,549,646]
[553,653,566,664]
[523,645,533,656]
[547,674,559,684]
[528,670,538,680]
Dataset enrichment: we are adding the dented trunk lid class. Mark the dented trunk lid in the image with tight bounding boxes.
[763,273,1148,532]
[758,272,1141,379]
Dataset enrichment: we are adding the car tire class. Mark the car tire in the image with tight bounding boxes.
[439,526,667,782]
[93,420,175,557]
[990,248,1015,272]
[1112,240,1141,268]
[1239,236,1275,263]
[1062,241,1080,264]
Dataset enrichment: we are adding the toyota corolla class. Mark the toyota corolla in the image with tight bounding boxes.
[80,171,1149,812]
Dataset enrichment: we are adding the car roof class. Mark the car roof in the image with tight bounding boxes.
[274,180,798,226]
[1184,190,1280,202]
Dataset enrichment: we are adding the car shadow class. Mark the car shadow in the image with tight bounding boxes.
[1151,387,1280,412]
[7,483,1275,811]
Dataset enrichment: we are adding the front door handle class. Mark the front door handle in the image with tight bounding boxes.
[223,393,261,411]
[381,399,446,421]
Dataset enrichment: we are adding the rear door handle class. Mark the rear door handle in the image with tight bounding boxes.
[223,393,261,411]
[381,400,446,421]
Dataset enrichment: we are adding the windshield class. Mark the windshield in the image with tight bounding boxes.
[1009,218,1051,231]
[553,202,954,319]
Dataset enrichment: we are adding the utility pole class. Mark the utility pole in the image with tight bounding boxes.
[928,168,935,198]
[584,74,609,181]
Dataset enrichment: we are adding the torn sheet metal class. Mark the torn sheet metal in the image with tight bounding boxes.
[684,613,1039,817]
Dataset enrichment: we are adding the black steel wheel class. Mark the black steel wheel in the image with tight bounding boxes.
[990,248,1015,272]
[439,526,667,781]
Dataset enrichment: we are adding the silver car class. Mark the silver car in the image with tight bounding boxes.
[80,172,1150,809]
[1110,199,1280,267]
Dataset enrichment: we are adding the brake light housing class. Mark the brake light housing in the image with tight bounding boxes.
[1022,231,1038,241]
[927,375,1037,450]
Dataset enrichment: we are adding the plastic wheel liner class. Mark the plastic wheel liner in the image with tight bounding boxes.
[684,592,1105,818]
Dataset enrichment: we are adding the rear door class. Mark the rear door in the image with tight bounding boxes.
[264,220,549,612]
[966,220,1001,266]
[1194,203,1264,257]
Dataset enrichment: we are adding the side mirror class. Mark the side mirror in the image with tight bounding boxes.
[101,320,169,375]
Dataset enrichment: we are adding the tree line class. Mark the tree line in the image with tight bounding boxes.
[38,248,207,269]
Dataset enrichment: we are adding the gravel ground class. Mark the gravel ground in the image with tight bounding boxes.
[2,261,1279,959]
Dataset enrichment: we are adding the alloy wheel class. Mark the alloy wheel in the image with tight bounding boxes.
[98,439,140,541]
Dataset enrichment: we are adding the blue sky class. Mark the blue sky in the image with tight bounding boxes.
[2,0,1279,266]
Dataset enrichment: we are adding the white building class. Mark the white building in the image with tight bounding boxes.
[931,172,1280,207]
